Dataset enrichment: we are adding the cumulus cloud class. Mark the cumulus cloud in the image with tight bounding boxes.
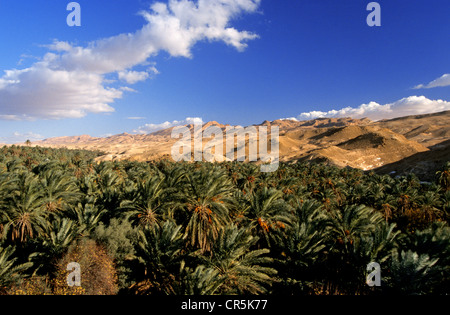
[0,0,261,120]
[134,117,203,134]
[413,74,450,89]
[289,96,450,122]
[0,59,120,120]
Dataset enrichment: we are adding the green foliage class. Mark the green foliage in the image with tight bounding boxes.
[0,245,33,293]
[175,264,222,295]
[384,250,440,294]
[201,225,277,294]
[93,218,139,289]
[0,145,449,295]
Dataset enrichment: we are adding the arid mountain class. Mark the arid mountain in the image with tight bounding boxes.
[261,117,372,130]
[27,111,450,178]
[284,125,429,170]
[375,139,450,181]
[38,134,100,145]
[374,110,450,147]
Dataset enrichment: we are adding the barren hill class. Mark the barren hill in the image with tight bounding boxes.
[28,111,450,177]
[258,117,372,131]
[38,134,100,145]
[376,140,450,181]
[374,110,450,147]
[279,125,429,170]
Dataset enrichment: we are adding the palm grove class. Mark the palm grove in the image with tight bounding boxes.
[0,145,449,295]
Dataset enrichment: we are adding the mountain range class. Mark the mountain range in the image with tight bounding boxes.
[27,110,450,180]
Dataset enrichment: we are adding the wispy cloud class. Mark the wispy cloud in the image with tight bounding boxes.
[0,0,261,120]
[127,116,147,120]
[118,70,151,84]
[413,74,450,89]
[0,131,44,144]
[134,117,203,134]
[288,96,450,122]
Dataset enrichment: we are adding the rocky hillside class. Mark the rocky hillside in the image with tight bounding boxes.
[28,111,450,178]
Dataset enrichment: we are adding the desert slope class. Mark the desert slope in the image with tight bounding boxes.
[374,110,450,147]
[279,125,429,170]
[26,111,450,175]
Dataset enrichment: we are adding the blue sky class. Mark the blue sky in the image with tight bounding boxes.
[0,0,449,143]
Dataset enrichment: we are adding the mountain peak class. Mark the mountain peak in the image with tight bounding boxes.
[203,121,224,128]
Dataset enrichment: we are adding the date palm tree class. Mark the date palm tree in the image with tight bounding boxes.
[436,162,450,191]
[404,222,450,294]
[241,187,292,247]
[235,163,260,195]
[175,263,222,295]
[39,169,81,214]
[44,218,77,257]
[418,191,443,220]
[94,167,125,221]
[344,221,401,294]
[131,220,185,295]
[442,190,450,220]
[28,218,78,277]
[69,201,106,237]
[120,176,168,228]
[0,173,14,234]
[327,205,384,247]
[293,199,327,226]
[201,225,277,294]
[0,245,33,293]
[322,205,384,293]
[384,250,440,294]
[178,167,235,253]
[270,198,330,293]
[2,172,47,243]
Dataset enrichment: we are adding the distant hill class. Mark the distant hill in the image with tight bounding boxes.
[375,139,450,181]
[287,125,428,170]
[374,110,450,147]
[28,111,450,178]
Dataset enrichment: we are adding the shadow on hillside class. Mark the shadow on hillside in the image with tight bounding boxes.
[374,139,450,181]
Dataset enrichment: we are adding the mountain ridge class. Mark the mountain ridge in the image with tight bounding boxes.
[19,111,450,177]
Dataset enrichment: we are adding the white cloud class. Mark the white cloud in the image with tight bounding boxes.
[118,70,151,84]
[120,86,138,93]
[413,74,450,89]
[138,0,260,58]
[127,116,147,120]
[0,131,44,144]
[134,117,203,134]
[0,0,261,120]
[0,60,119,120]
[291,96,450,121]
[45,41,73,52]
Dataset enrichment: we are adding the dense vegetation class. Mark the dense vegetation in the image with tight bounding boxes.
[0,145,449,295]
